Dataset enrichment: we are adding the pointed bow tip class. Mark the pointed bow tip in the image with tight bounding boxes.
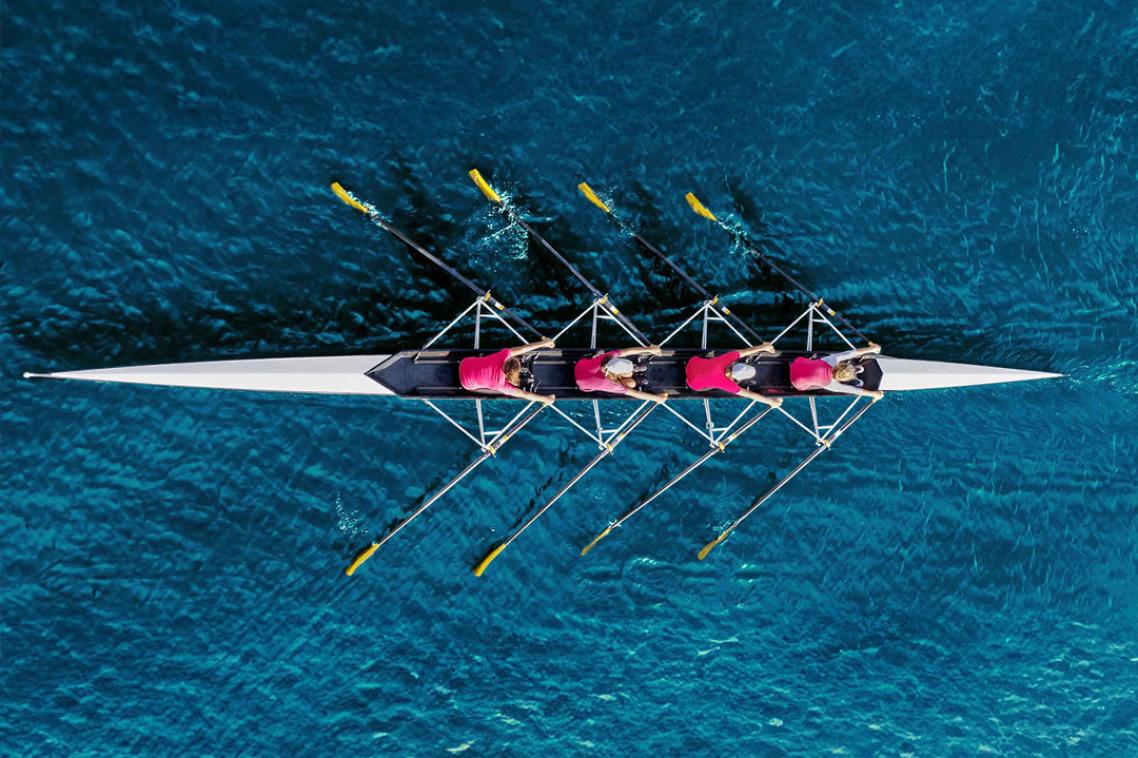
[23,371,49,379]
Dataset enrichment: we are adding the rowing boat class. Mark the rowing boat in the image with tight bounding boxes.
[23,170,1061,576]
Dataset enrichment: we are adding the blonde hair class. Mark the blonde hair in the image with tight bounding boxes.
[504,357,522,387]
[831,362,858,383]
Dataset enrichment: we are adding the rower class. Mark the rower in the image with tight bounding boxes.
[685,343,783,408]
[574,345,669,404]
[790,343,884,400]
[459,338,557,404]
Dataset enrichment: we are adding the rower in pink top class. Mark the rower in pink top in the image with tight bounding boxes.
[458,337,557,404]
[574,345,668,403]
[685,342,783,408]
[789,342,884,400]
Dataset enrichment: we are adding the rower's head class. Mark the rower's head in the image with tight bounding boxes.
[603,357,638,389]
[832,362,859,383]
[728,362,756,382]
[504,357,523,387]
[603,357,635,377]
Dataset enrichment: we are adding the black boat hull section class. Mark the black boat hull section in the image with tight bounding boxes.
[365,349,882,399]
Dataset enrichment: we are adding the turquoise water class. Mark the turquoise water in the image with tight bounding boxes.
[3,1,1137,754]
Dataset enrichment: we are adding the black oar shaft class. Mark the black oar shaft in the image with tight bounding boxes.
[731,233,868,343]
[515,217,649,344]
[332,182,543,339]
[629,233,765,344]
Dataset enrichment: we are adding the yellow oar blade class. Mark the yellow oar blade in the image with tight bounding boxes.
[344,542,380,576]
[579,525,614,556]
[468,169,503,205]
[472,543,507,576]
[331,182,372,214]
[684,192,718,222]
[577,182,611,214]
[697,531,730,561]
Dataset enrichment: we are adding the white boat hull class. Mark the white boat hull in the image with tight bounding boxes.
[24,356,395,396]
[24,353,1061,396]
[875,356,1061,391]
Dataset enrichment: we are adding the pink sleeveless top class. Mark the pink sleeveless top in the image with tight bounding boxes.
[574,351,628,394]
[790,357,832,390]
[459,348,512,392]
[686,351,741,394]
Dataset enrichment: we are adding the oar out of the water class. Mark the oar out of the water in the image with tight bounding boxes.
[683,191,869,344]
[472,402,659,576]
[577,181,765,346]
[580,405,775,555]
[697,397,877,561]
[468,169,650,346]
[345,403,546,576]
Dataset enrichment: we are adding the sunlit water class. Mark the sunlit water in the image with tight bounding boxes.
[3,1,1136,754]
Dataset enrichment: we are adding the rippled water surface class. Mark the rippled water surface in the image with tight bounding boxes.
[3,1,1137,754]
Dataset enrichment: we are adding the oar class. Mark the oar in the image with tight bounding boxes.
[697,397,876,561]
[472,402,659,576]
[345,403,545,575]
[683,191,869,344]
[331,181,543,340]
[580,405,775,555]
[468,169,650,345]
[577,182,765,345]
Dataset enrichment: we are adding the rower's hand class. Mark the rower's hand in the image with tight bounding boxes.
[652,392,669,405]
[759,341,777,352]
[541,394,557,405]
[869,390,884,402]
[766,396,784,408]
[541,338,556,349]
[647,344,664,356]
[865,342,881,354]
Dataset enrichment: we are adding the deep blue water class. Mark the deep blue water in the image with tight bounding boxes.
[3,1,1137,754]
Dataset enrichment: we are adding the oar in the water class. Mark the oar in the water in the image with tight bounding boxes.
[577,181,765,346]
[683,191,869,344]
[331,181,543,341]
[468,169,650,346]
[697,396,877,561]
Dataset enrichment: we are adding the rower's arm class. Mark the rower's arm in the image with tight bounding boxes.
[736,389,783,408]
[502,386,556,405]
[737,342,778,359]
[824,343,881,365]
[509,338,556,357]
[825,381,883,400]
[617,345,663,358]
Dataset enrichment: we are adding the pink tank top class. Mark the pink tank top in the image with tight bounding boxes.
[790,357,832,391]
[686,351,741,394]
[574,351,629,394]
[459,348,512,392]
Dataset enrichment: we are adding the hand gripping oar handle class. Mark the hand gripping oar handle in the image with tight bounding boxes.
[344,403,546,576]
[697,396,876,561]
[577,182,766,346]
[331,181,543,340]
[468,170,650,345]
[684,191,870,344]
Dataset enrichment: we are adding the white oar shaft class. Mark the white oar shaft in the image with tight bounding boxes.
[505,405,657,548]
[727,400,874,531]
[611,405,775,528]
[346,405,545,576]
